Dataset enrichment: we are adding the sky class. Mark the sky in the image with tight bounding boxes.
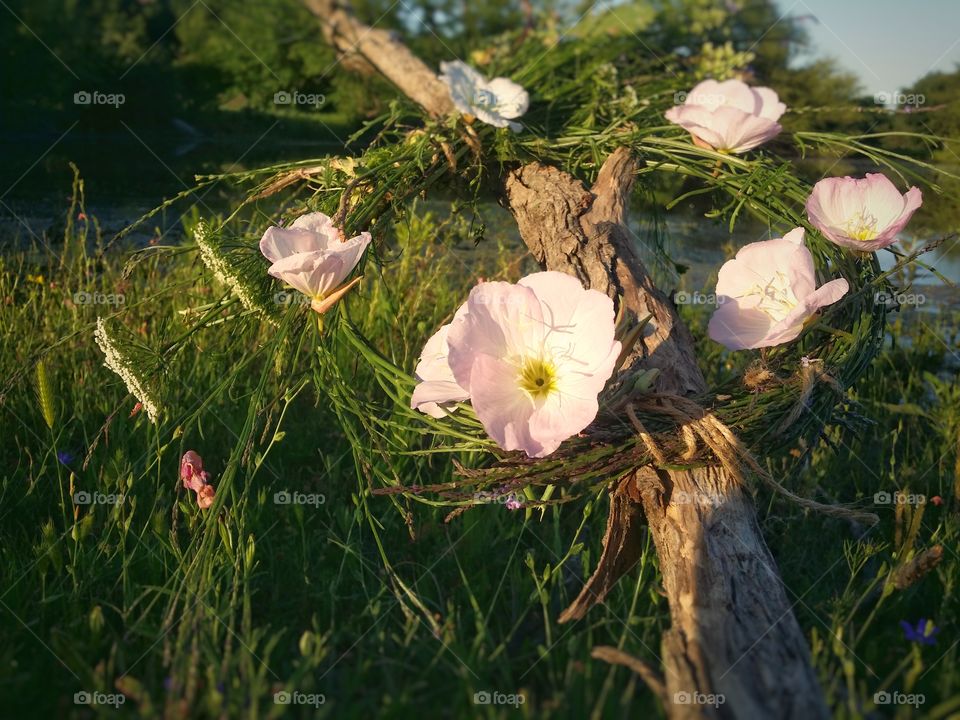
[782,0,960,99]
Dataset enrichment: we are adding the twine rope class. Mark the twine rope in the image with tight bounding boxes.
[627,392,878,525]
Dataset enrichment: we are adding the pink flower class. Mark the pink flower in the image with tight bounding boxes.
[446,271,621,458]
[708,228,849,350]
[259,212,371,313]
[411,303,471,418]
[180,450,209,491]
[180,450,216,509]
[665,79,785,153]
[806,174,922,251]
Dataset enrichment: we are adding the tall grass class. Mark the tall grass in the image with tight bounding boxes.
[1,182,959,718]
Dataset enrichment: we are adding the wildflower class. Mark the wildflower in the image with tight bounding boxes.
[94,318,160,422]
[180,450,210,492]
[57,450,74,466]
[259,212,371,314]
[445,271,620,458]
[931,496,943,506]
[439,60,529,131]
[505,496,522,511]
[900,618,939,646]
[666,78,785,153]
[806,174,922,251]
[179,450,216,509]
[411,302,471,418]
[708,228,849,350]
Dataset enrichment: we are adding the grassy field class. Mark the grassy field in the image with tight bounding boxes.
[2,181,960,719]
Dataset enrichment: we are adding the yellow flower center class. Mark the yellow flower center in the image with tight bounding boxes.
[518,357,558,400]
[745,271,799,322]
[844,210,879,242]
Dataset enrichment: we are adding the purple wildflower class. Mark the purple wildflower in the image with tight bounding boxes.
[900,619,939,646]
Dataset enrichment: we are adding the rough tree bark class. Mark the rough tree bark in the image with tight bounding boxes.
[303,2,830,717]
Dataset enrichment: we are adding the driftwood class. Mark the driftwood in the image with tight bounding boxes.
[303,2,830,717]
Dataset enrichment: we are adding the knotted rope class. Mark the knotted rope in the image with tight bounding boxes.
[627,392,878,525]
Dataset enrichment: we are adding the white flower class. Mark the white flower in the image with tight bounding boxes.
[94,318,160,422]
[196,221,273,319]
[805,173,922,252]
[439,60,529,131]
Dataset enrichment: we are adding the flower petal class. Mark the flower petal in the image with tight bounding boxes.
[447,282,543,392]
[468,354,541,455]
[708,301,777,350]
[267,251,345,299]
[518,271,619,378]
[487,77,529,119]
[290,212,340,243]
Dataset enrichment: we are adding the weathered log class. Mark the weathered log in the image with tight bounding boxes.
[301,0,454,117]
[303,2,830,717]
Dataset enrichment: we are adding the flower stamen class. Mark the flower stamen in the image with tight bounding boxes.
[844,210,879,242]
[518,357,558,399]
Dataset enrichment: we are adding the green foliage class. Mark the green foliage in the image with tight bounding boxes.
[2,180,960,717]
[4,2,960,717]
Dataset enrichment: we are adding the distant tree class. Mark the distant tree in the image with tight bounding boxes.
[893,65,960,234]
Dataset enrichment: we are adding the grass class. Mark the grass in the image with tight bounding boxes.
[2,179,960,719]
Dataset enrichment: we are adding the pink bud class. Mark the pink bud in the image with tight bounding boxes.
[180,451,205,489]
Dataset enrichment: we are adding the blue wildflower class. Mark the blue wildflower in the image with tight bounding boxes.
[900,619,939,646]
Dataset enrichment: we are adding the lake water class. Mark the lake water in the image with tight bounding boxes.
[641,214,960,310]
